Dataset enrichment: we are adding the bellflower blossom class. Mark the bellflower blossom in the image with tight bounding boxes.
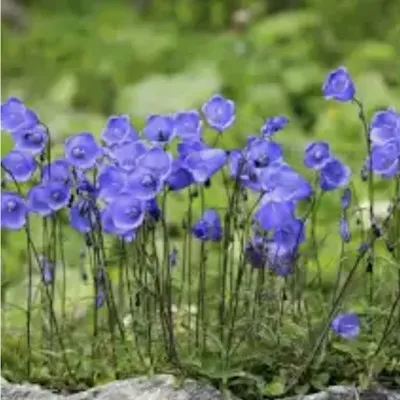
[12,123,48,156]
[322,67,355,102]
[260,116,289,137]
[201,94,235,132]
[64,132,102,170]
[1,192,27,230]
[174,110,203,142]
[192,209,222,241]
[319,158,351,191]
[331,312,360,339]
[101,115,139,146]
[304,141,331,170]
[1,97,39,133]
[1,150,37,182]
[143,114,175,144]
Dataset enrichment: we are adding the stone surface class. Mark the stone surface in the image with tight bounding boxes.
[0,375,239,400]
[1,376,400,400]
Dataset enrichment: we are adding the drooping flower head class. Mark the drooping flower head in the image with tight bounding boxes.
[304,141,331,170]
[166,159,194,191]
[174,110,203,142]
[69,200,96,233]
[97,164,126,203]
[319,157,351,191]
[143,114,175,144]
[109,194,145,231]
[330,312,360,339]
[184,147,227,184]
[255,200,296,232]
[370,108,400,146]
[1,97,39,133]
[260,116,289,137]
[369,140,400,178]
[125,166,163,200]
[64,132,101,170]
[246,137,283,168]
[1,192,27,230]
[110,140,148,172]
[322,66,355,102]
[42,159,71,185]
[1,150,37,182]
[12,124,48,156]
[192,209,222,241]
[101,115,139,146]
[201,94,235,132]
[27,184,52,217]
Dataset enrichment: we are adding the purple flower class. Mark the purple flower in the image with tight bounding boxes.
[109,194,145,231]
[101,115,139,146]
[27,184,52,216]
[69,200,96,233]
[260,116,289,137]
[369,140,400,178]
[1,97,39,133]
[322,66,355,102]
[245,235,268,269]
[12,124,48,156]
[1,150,37,182]
[228,150,262,192]
[177,140,207,158]
[192,209,222,241]
[254,201,295,231]
[145,198,161,221]
[266,241,296,277]
[64,132,101,170]
[111,140,148,172]
[339,217,351,243]
[42,159,70,185]
[259,162,313,202]
[125,167,163,200]
[1,192,27,230]
[319,158,351,191]
[174,110,203,141]
[246,138,283,168]
[143,114,175,143]
[45,182,70,211]
[272,218,305,252]
[304,141,331,169]
[166,159,194,191]
[96,289,105,308]
[137,147,173,179]
[97,165,126,202]
[184,148,227,184]
[201,94,235,132]
[341,188,351,210]
[330,312,360,339]
[100,206,137,239]
[370,108,400,146]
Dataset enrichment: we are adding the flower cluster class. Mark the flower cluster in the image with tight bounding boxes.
[2,66,397,339]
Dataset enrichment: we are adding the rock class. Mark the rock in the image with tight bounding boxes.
[1,376,399,400]
[1,374,239,400]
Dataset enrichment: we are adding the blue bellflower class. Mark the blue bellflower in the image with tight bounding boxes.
[369,140,400,178]
[27,184,53,216]
[1,97,39,133]
[339,217,351,243]
[322,67,355,102]
[192,209,222,241]
[101,115,139,146]
[69,200,96,233]
[341,188,351,210]
[109,194,145,231]
[110,140,148,172]
[201,94,235,132]
[1,150,37,182]
[45,182,70,211]
[41,159,70,185]
[255,201,295,231]
[319,158,351,191]
[97,164,126,203]
[143,114,175,144]
[174,110,203,142]
[12,124,48,156]
[136,147,173,180]
[304,141,331,169]
[260,116,289,137]
[1,192,27,230]
[330,312,360,339]
[125,167,163,200]
[246,137,283,168]
[64,132,101,170]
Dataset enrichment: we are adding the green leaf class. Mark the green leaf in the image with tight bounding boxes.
[263,377,286,396]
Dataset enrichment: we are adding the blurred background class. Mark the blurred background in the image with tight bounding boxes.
[1,0,400,318]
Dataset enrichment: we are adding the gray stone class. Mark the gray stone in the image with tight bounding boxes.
[1,374,239,400]
[1,376,400,400]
